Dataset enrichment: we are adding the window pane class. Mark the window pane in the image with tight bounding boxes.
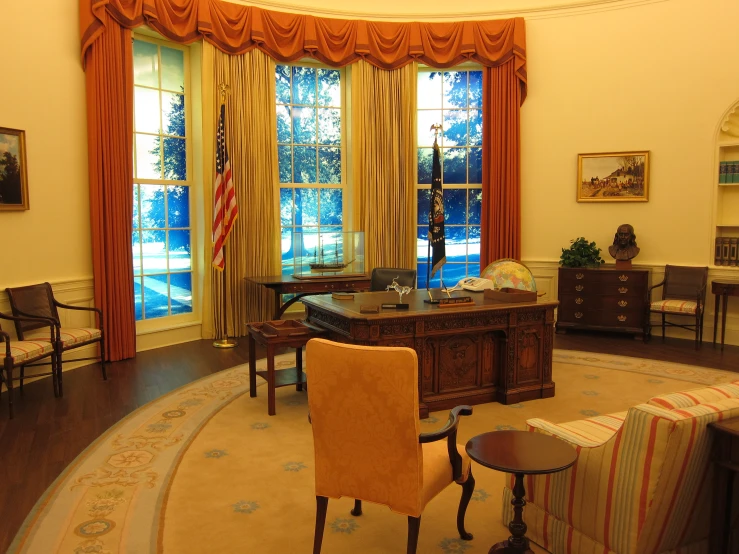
[417,226,429,261]
[468,189,482,225]
[469,71,483,108]
[295,188,318,225]
[443,263,467,284]
[170,272,193,315]
[132,231,142,276]
[318,147,341,184]
[163,137,187,180]
[418,263,440,289]
[418,149,433,185]
[444,189,466,224]
[141,230,167,274]
[160,47,184,92]
[417,71,442,109]
[281,228,293,265]
[444,71,468,109]
[168,230,191,271]
[417,110,442,147]
[167,186,189,228]
[293,67,316,105]
[318,69,341,106]
[469,109,482,146]
[278,145,292,183]
[162,92,185,136]
[293,107,316,144]
[446,226,467,262]
[133,186,140,229]
[417,188,431,224]
[294,146,317,183]
[317,108,341,145]
[139,185,165,228]
[468,226,481,263]
[277,105,291,143]
[443,148,467,184]
[134,87,160,134]
[469,148,482,184]
[135,134,160,180]
[142,275,169,319]
[320,189,342,225]
[133,40,159,87]
[276,65,291,104]
[134,278,143,320]
[443,110,467,147]
[280,188,294,226]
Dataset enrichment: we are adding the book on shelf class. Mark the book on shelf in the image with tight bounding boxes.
[716,237,724,265]
[720,161,728,184]
[731,162,737,184]
[731,238,739,266]
[723,237,732,266]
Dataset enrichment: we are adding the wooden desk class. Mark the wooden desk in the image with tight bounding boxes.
[712,280,739,350]
[246,274,371,319]
[708,417,739,554]
[302,290,558,418]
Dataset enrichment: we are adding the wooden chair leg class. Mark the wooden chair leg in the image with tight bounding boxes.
[351,499,362,516]
[99,339,107,380]
[661,313,666,339]
[407,516,421,554]
[51,354,59,398]
[457,469,475,540]
[313,496,328,554]
[19,366,24,396]
[5,361,14,419]
[57,349,64,398]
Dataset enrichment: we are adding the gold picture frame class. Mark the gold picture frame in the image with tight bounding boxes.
[0,127,29,211]
[577,151,649,202]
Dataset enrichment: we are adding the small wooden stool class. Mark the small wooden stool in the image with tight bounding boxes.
[246,320,323,416]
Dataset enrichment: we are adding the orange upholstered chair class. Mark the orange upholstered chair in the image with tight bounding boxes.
[306,338,475,554]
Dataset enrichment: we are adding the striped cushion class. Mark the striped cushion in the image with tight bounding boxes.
[25,327,101,348]
[648,381,739,410]
[527,411,627,447]
[8,340,54,363]
[650,299,699,314]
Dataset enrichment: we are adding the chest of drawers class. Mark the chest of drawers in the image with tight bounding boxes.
[556,266,650,339]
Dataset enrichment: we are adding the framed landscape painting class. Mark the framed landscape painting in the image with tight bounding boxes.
[577,151,649,202]
[0,127,29,211]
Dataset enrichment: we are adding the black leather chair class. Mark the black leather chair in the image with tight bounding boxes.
[370,268,417,292]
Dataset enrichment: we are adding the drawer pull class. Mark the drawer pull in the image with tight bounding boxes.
[576,298,584,304]
[576,273,584,280]
[617,315,627,322]
[575,312,583,319]
[619,274,629,282]
[618,287,628,294]
[618,300,628,307]
[575,285,584,292]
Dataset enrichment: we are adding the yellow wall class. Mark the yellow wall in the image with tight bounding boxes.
[0,1,92,287]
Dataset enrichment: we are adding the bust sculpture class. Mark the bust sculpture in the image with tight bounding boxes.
[608,224,640,261]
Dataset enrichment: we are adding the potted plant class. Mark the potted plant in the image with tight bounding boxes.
[560,237,605,268]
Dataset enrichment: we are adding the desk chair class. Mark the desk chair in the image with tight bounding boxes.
[370,267,417,291]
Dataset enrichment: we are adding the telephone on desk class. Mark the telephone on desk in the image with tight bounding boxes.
[449,277,495,292]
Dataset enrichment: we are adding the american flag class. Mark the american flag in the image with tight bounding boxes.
[212,103,238,270]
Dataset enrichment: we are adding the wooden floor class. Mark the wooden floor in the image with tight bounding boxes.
[1,332,737,552]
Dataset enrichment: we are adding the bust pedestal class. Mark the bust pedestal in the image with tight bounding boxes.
[615,259,633,269]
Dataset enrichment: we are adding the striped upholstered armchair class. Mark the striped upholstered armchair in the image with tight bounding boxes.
[504,381,739,554]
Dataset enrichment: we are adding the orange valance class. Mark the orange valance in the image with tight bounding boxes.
[81,0,526,97]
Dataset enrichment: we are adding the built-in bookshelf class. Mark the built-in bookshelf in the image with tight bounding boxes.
[713,102,739,266]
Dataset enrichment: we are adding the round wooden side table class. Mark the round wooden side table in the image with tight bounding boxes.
[465,430,577,553]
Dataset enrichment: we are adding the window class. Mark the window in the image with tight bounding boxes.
[132,38,193,321]
[276,64,344,276]
[416,68,483,289]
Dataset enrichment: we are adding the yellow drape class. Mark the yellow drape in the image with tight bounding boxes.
[352,61,417,272]
[202,44,281,338]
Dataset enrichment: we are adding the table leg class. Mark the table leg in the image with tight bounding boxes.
[296,346,304,392]
[722,294,729,352]
[248,333,257,398]
[273,288,283,320]
[491,472,532,553]
[714,293,720,346]
[267,344,276,416]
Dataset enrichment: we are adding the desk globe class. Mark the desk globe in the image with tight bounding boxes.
[481,259,537,291]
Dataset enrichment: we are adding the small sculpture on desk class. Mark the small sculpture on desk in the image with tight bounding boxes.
[608,223,640,266]
[386,277,412,305]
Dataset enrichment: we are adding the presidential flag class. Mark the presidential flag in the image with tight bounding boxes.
[429,137,446,277]
[212,104,238,270]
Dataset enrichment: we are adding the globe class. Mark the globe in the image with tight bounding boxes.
[480,259,537,291]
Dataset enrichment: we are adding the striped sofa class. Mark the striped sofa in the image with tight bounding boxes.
[502,381,739,554]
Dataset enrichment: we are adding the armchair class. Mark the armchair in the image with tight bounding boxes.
[306,338,475,554]
[370,267,417,292]
[6,283,106,397]
[648,265,708,349]
[0,312,57,418]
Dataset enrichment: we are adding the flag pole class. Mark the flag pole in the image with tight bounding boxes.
[425,124,443,304]
[213,84,238,349]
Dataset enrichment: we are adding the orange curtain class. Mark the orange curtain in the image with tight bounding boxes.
[85,9,136,361]
[480,59,525,270]
[80,0,526,74]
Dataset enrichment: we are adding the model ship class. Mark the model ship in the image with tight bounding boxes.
[309,238,354,273]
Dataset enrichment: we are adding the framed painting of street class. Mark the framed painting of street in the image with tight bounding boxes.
[577,151,649,202]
